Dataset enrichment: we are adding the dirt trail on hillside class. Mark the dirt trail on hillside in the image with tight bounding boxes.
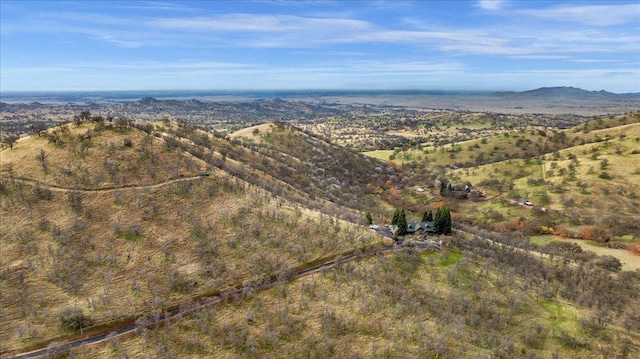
[7,175,204,193]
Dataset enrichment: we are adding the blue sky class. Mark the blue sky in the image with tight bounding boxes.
[1,0,639,92]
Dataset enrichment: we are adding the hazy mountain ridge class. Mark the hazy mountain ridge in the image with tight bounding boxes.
[494,86,640,99]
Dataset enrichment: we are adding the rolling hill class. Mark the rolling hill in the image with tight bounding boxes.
[1,113,639,358]
[0,118,392,355]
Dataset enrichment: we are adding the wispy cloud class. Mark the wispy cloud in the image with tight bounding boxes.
[146,14,370,32]
[477,0,508,11]
[1,60,257,75]
[570,59,621,64]
[1,1,638,92]
[520,3,640,26]
[6,5,638,55]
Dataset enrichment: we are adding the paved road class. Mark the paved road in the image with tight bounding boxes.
[7,243,439,358]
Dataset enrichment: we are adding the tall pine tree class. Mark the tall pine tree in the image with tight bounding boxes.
[443,207,451,234]
[434,208,443,234]
[391,208,400,225]
[434,207,451,234]
[397,209,408,235]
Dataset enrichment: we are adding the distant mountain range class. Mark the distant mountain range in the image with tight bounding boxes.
[493,86,640,100]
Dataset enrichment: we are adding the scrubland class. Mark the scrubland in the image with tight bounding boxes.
[79,234,640,358]
[0,120,382,354]
[1,108,639,358]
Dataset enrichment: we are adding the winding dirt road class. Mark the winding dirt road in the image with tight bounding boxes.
[5,175,204,193]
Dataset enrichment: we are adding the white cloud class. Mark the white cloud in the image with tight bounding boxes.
[1,61,257,75]
[477,0,508,11]
[520,3,640,26]
[509,54,570,59]
[570,59,621,64]
[146,14,371,32]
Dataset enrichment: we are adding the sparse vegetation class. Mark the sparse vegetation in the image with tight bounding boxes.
[57,306,91,332]
[1,107,639,358]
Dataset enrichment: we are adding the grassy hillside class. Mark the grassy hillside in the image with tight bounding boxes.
[153,120,398,224]
[364,112,640,250]
[1,113,639,358]
[2,121,200,188]
[449,117,640,236]
[364,112,639,168]
[0,121,386,354]
[73,234,640,358]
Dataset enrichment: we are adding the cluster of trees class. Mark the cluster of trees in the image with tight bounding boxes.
[2,134,19,149]
[391,207,451,235]
[391,208,408,235]
[433,207,452,235]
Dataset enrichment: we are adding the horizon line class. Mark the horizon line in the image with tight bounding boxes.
[2,86,638,96]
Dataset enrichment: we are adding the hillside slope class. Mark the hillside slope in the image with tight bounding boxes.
[0,120,389,354]
[2,115,639,358]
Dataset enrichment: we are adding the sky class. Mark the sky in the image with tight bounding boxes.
[1,0,639,93]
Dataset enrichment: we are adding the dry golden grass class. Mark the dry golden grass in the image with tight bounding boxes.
[0,123,384,354]
[229,123,274,143]
[1,122,204,189]
[361,149,393,161]
[84,249,638,358]
[3,114,639,357]
[554,238,640,272]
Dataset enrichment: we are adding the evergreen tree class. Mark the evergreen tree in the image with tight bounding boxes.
[397,209,408,235]
[443,207,452,234]
[434,208,443,234]
[365,212,373,225]
[439,181,446,195]
[391,208,400,225]
[434,207,452,234]
[421,210,434,222]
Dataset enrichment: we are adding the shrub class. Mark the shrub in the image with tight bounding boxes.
[579,309,613,336]
[58,306,90,332]
[539,226,555,235]
[581,226,611,243]
[628,239,640,255]
[169,271,197,294]
[33,183,53,200]
[594,255,622,272]
[124,222,143,241]
[598,171,612,180]
[554,226,578,238]
[67,191,82,212]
